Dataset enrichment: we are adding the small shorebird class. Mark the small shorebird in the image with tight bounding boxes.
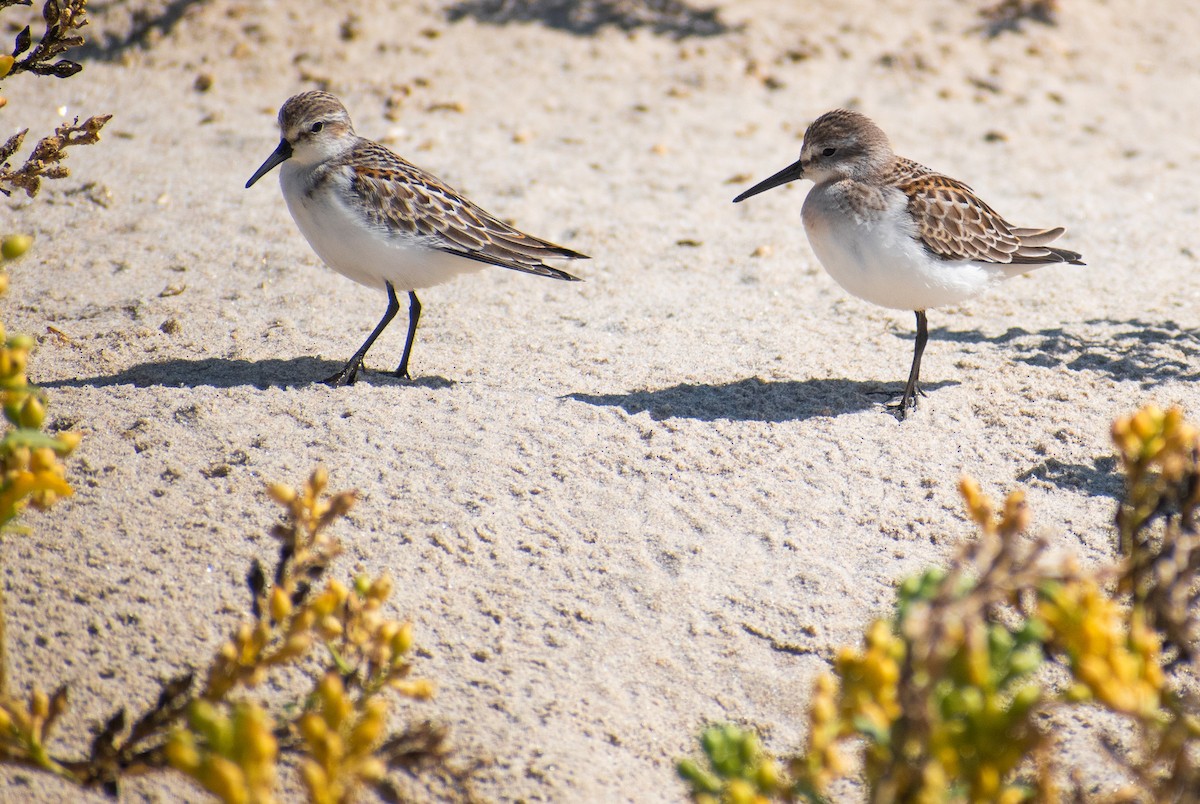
[734,109,1083,419]
[246,91,586,386]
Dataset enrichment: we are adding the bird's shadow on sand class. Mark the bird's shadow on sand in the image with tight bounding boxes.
[445,0,733,38]
[567,318,1200,424]
[1017,456,1123,500]
[38,357,455,391]
[933,317,1197,501]
[932,318,1200,387]
[566,377,957,423]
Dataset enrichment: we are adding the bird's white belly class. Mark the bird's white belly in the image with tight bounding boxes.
[279,170,483,292]
[801,189,1010,311]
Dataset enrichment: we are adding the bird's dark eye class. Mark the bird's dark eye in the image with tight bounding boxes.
[310,121,324,133]
[822,147,836,157]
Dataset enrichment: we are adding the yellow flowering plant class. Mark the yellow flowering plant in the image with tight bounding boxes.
[0,468,461,801]
[161,469,453,803]
[680,405,1200,802]
[0,236,80,528]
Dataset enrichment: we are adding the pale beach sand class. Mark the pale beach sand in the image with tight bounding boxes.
[2,0,1199,799]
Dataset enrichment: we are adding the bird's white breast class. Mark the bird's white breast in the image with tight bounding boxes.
[279,163,483,292]
[800,183,1013,311]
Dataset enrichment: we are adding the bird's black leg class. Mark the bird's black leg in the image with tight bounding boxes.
[394,291,421,380]
[890,310,928,420]
[322,281,400,387]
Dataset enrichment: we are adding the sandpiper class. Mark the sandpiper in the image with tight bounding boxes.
[734,109,1083,419]
[246,91,586,386]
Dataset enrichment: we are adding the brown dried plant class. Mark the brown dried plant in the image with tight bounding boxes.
[0,0,111,197]
[0,114,110,198]
[0,0,88,80]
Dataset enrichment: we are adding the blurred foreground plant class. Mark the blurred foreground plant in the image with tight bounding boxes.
[0,241,82,790]
[0,236,79,528]
[680,404,1200,802]
[0,469,471,802]
[677,723,787,804]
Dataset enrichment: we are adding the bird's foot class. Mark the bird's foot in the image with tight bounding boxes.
[322,361,362,387]
[393,357,416,381]
[884,383,923,421]
[886,398,915,421]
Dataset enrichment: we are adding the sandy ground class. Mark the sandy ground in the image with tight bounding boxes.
[2,0,1200,800]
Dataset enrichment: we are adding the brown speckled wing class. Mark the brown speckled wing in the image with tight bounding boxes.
[900,172,1027,263]
[342,141,586,280]
[896,165,1083,265]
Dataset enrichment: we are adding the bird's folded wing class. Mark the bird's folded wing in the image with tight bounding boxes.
[348,154,586,279]
[900,173,1027,263]
[899,172,1081,265]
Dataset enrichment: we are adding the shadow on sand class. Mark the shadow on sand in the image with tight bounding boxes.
[39,357,455,391]
[566,377,957,423]
[77,0,212,61]
[1017,456,1123,500]
[931,318,1200,387]
[445,0,732,38]
[567,317,1200,424]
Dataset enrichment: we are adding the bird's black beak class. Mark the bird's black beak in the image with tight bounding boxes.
[733,158,805,203]
[245,139,293,188]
